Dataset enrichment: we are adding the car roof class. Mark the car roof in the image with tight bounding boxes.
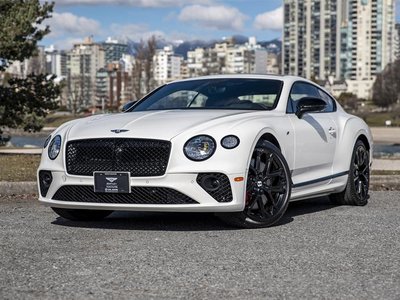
[168,74,308,84]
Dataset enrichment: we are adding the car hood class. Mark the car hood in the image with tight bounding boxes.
[67,110,259,141]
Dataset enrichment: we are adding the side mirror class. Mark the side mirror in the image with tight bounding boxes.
[295,97,327,119]
[122,101,137,112]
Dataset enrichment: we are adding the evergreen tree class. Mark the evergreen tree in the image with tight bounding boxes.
[0,0,60,133]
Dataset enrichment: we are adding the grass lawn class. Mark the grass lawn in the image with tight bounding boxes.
[0,154,41,181]
[371,170,400,175]
[360,112,400,127]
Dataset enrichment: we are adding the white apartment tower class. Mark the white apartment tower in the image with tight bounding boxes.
[67,37,105,108]
[283,0,395,99]
[343,0,395,98]
[45,45,67,78]
[154,46,182,84]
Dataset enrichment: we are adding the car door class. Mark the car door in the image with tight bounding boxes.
[286,81,337,187]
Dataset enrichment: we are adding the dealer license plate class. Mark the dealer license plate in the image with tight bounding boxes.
[94,172,130,193]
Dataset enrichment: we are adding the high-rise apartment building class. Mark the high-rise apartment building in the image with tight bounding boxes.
[45,45,67,78]
[342,0,395,97]
[67,36,105,109]
[395,23,400,59]
[283,0,395,99]
[283,0,343,79]
[154,46,182,84]
[101,37,128,64]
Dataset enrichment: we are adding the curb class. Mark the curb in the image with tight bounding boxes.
[0,149,42,154]
[369,175,400,190]
[1,175,400,196]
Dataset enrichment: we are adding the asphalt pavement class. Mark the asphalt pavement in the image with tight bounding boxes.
[0,192,399,299]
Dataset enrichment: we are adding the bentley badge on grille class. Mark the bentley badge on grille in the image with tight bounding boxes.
[111,129,129,133]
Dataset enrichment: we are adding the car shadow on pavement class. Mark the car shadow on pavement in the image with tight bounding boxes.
[288,196,336,216]
[51,196,337,231]
[52,211,235,231]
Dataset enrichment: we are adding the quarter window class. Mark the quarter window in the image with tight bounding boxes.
[317,89,335,112]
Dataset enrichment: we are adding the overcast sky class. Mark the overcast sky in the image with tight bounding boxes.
[43,0,400,49]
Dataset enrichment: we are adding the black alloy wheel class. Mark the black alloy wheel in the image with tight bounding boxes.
[217,141,292,228]
[330,140,370,206]
[353,143,370,200]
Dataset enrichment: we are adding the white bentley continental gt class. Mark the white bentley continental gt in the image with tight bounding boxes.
[38,75,372,228]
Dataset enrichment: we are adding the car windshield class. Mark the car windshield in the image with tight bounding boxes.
[130,78,283,111]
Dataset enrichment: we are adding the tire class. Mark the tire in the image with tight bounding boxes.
[52,207,113,221]
[217,141,292,228]
[329,140,370,206]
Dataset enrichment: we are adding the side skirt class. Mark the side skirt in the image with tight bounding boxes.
[292,171,349,189]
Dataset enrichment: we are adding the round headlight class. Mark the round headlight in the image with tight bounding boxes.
[221,135,240,149]
[43,135,52,148]
[48,135,62,160]
[184,135,216,161]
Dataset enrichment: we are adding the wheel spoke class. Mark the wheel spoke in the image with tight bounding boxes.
[363,184,368,199]
[246,194,258,209]
[249,165,257,176]
[360,173,369,183]
[264,153,273,175]
[354,150,359,166]
[255,152,262,173]
[360,165,369,174]
[265,169,283,179]
[270,186,286,193]
[357,148,363,166]
[361,151,367,166]
[257,196,268,218]
[357,180,362,195]
[267,190,278,208]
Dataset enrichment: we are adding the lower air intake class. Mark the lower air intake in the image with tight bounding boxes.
[196,173,233,203]
[52,185,198,205]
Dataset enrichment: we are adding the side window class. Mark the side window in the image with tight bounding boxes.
[317,89,335,112]
[287,82,320,113]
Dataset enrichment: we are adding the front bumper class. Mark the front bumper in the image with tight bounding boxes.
[38,171,246,212]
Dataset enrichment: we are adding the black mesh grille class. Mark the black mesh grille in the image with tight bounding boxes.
[66,138,171,176]
[52,185,198,205]
[196,173,233,203]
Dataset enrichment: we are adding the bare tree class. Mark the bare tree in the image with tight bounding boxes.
[372,60,400,108]
[132,42,144,101]
[337,92,359,112]
[67,74,84,116]
[129,36,158,101]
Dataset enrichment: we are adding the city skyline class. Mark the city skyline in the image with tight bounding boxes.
[42,0,293,49]
[43,0,400,50]
[6,0,399,108]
